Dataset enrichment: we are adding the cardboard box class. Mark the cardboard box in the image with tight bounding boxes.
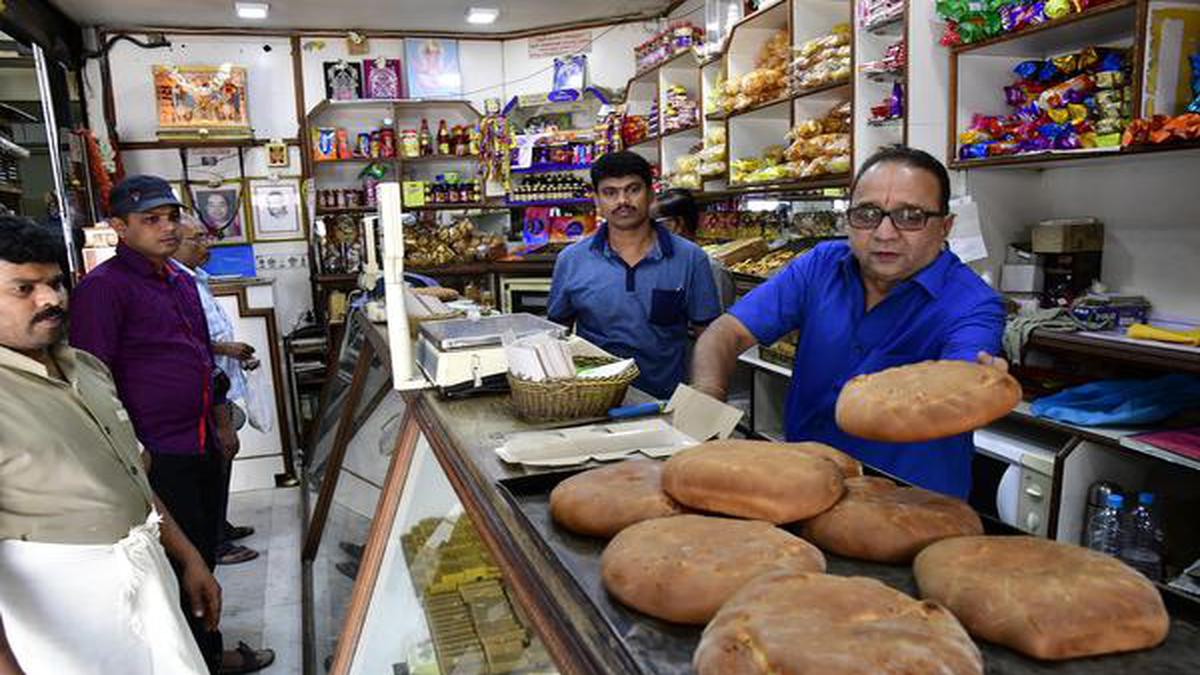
[1032,218,1104,253]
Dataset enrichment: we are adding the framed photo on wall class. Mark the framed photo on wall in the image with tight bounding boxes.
[153,65,250,139]
[404,39,462,98]
[191,182,250,245]
[249,178,306,242]
[363,58,403,99]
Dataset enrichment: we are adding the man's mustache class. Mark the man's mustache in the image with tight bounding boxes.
[32,306,65,324]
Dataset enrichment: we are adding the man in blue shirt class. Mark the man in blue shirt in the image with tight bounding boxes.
[548,152,721,399]
[692,147,1006,498]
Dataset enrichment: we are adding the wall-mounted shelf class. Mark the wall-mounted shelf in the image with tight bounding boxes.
[315,207,374,216]
[510,163,592,174]
[951,0,1137,55]
[626,135,661,150]
[792,79,853,101]
[401,154,479,164]
[946,141,1200,171]
[314,158,396,165]
[505,198,594,207]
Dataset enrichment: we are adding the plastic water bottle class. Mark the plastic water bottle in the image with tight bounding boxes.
[1120,492,1164,581]
[1087,493,1124,557]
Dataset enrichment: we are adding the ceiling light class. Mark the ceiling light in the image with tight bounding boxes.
[466,7,500,24]
[235,2,269,20]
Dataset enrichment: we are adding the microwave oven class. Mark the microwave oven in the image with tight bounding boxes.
[500,277,553,316]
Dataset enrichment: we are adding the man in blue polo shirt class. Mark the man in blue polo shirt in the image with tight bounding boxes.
[548,152,721,399]
[692,146,1006,498]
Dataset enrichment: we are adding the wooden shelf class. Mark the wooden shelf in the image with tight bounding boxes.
[313,157,396,165]
[862,12,904,34]
[625,134,661,150]
[401,154,479,164]
[308,98,483,120]
[510,163,592,174]
[721,174,851,195]
[660,124,702,139]
[630,48,702,85]
[315,273,358,286]
[403,202,501,212]
[0,182,21,196]
[315,207,373,216]
[1026,329,1200,377]
[505,198,593,207]
[726,95,793,120]
[792,80,852,101]
[948,141,1200,171]
[952,0,1137,55]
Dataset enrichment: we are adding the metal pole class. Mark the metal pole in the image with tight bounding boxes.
[32,44,79,277]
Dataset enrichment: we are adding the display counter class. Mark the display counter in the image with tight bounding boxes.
[302,310,1200,675]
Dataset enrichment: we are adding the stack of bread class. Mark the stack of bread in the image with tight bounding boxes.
[722,30,791,113]
[789,24,852,93]
[545,359,1170,672]
[785,101,852,179]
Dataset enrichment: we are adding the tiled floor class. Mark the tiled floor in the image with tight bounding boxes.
[217,487,303,674]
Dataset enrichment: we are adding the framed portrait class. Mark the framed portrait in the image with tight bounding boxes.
[363,58,403,99]
[190,182,250,245]
[153,65,250,138]
[249,178,306,242]
[324,60,363,101]
[404,39,462,98]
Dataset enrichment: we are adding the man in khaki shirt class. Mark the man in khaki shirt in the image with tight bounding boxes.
[0,216,219,674]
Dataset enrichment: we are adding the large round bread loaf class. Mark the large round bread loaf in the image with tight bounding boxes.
[600,515,825,624]
[914,535,1169,660]
[549,459,686,538]
[801,476,983,563]
[836,360,1022,442]
[694,570,983,675]
[662,440,846,523]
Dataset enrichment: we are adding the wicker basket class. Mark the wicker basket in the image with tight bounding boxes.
[407,310,465,339]
[507,356,640,423]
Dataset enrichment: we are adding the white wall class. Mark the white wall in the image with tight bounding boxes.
[1039,154,1200,317]
[501,21,654,98]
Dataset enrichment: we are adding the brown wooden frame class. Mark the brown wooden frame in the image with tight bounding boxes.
[325,402,421,675]
[301,336,376,560]
[212,283,298,478]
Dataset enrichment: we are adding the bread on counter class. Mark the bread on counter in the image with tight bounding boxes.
[915,535,1170,660]
[549,459,686,538]
[600,515,825,625]
[695,570,982,675]
[802,476,983,563]
[662,440,847,523]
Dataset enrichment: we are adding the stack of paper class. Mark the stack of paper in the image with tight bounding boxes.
[405,286,452,318]
[505,333,576,382]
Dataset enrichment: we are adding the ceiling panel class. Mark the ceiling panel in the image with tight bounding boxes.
[51,0,676,34]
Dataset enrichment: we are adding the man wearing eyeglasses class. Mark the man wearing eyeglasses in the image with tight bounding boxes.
[692,146,1005,498]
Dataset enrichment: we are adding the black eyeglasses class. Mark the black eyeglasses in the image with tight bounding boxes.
[846,205,946,232]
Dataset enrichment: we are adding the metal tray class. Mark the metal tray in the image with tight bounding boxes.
[498,468,1200,675]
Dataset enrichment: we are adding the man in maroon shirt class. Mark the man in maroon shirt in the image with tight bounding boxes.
[69,176,236,672]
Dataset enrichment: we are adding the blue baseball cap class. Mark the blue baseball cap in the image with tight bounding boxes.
[109,175,186,217]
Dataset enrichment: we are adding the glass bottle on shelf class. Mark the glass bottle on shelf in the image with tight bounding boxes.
[419,118,433,156]
[437,120,451,155]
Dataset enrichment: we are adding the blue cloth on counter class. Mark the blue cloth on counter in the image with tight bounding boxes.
[1030,374,1200,426]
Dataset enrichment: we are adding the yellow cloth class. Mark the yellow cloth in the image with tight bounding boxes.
[1127,323,1200,346]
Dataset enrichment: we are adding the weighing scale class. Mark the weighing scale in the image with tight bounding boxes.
[415,313,569,396]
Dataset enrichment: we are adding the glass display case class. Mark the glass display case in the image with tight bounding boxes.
[303,311,560,675]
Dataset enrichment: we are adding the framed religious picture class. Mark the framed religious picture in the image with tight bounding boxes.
[265,141,290,168]
[191,182,250,245]
[153,65,250,140]
[324,60,363,101]
[249,178,306,242]
[404,39,462,98]
[363,58,403,99]
[553,55,587,93]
